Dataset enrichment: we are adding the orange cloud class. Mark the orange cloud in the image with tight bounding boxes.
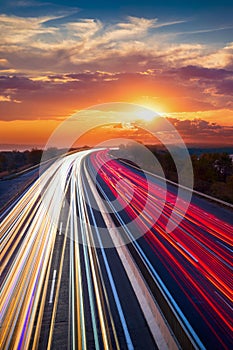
[1,13,232,149]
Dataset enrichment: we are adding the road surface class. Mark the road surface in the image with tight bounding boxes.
[1,149,233,349]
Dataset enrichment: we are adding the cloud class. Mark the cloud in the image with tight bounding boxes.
[168,118,221,131]
[176,25,233,36]
[0,94,21,103]
[0,75,41,90]
[0,68,232,122]
[9,0,45,7]
[0,14,60,46]
[114,116,233,145]
[0,58,9,66]
[64,19,102,40]
[170,65,233,80]
[0,13,232,126]
[166,117,233,144]
[200,43,233,69]
[167,109,233,126]
[100,16,157,43]
[215,79,233,96]
[0,14,209,74]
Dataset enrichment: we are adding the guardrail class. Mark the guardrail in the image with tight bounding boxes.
[118,157,233,209]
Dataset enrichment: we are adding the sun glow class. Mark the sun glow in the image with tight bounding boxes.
[137,108,158,121]
[132,98,166,119]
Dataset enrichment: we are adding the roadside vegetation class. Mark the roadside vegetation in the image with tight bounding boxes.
[1,145,232,204]
[111,144,233,204]
[0,146,91,178]
[0,148,57,176]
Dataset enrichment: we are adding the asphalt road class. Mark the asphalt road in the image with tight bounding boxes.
[1,149,232,350]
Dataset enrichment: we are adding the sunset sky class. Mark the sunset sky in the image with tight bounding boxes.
[0,0,233,149]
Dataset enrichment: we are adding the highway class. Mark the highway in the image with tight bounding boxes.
[1,149,233,350]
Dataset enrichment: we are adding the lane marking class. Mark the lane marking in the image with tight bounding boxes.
[125,192,131,200]
[176,242,199,263]
[82,168,134,350]
[63,201,65,208]
[215,291,233,311]
[117,157,233,209]
[218,241,233,253]
[145,211,153,221]
[59,221,63,235]
[49,270,57,304]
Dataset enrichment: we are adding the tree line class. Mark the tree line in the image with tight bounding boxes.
[0,148,61,174]
[111,144,233,204]
[1,145,233,204]
[0,147,90,176]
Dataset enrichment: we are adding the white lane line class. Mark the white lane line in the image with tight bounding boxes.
[125,192,131,200]
[215,291,233,311]
[145,211,153,221]
[218,241,233,253]
[176,242,199,263]
[49,270,57,304]
[63,201,65,208]
[82,171,134,350]
[59,221,63,235]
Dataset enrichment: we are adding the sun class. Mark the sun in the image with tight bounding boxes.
[131,98,165,121]
[131,103,163,122]
[137,108,158,121]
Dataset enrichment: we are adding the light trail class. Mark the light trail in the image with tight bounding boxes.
[1,148,232,350]
[89,149,233,349]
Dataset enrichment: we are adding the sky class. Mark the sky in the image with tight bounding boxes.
[0,0,233,149]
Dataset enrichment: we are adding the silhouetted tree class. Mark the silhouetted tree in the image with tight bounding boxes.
[214,153,233,181]
[0,153,7,172]
[28,149,43,165]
